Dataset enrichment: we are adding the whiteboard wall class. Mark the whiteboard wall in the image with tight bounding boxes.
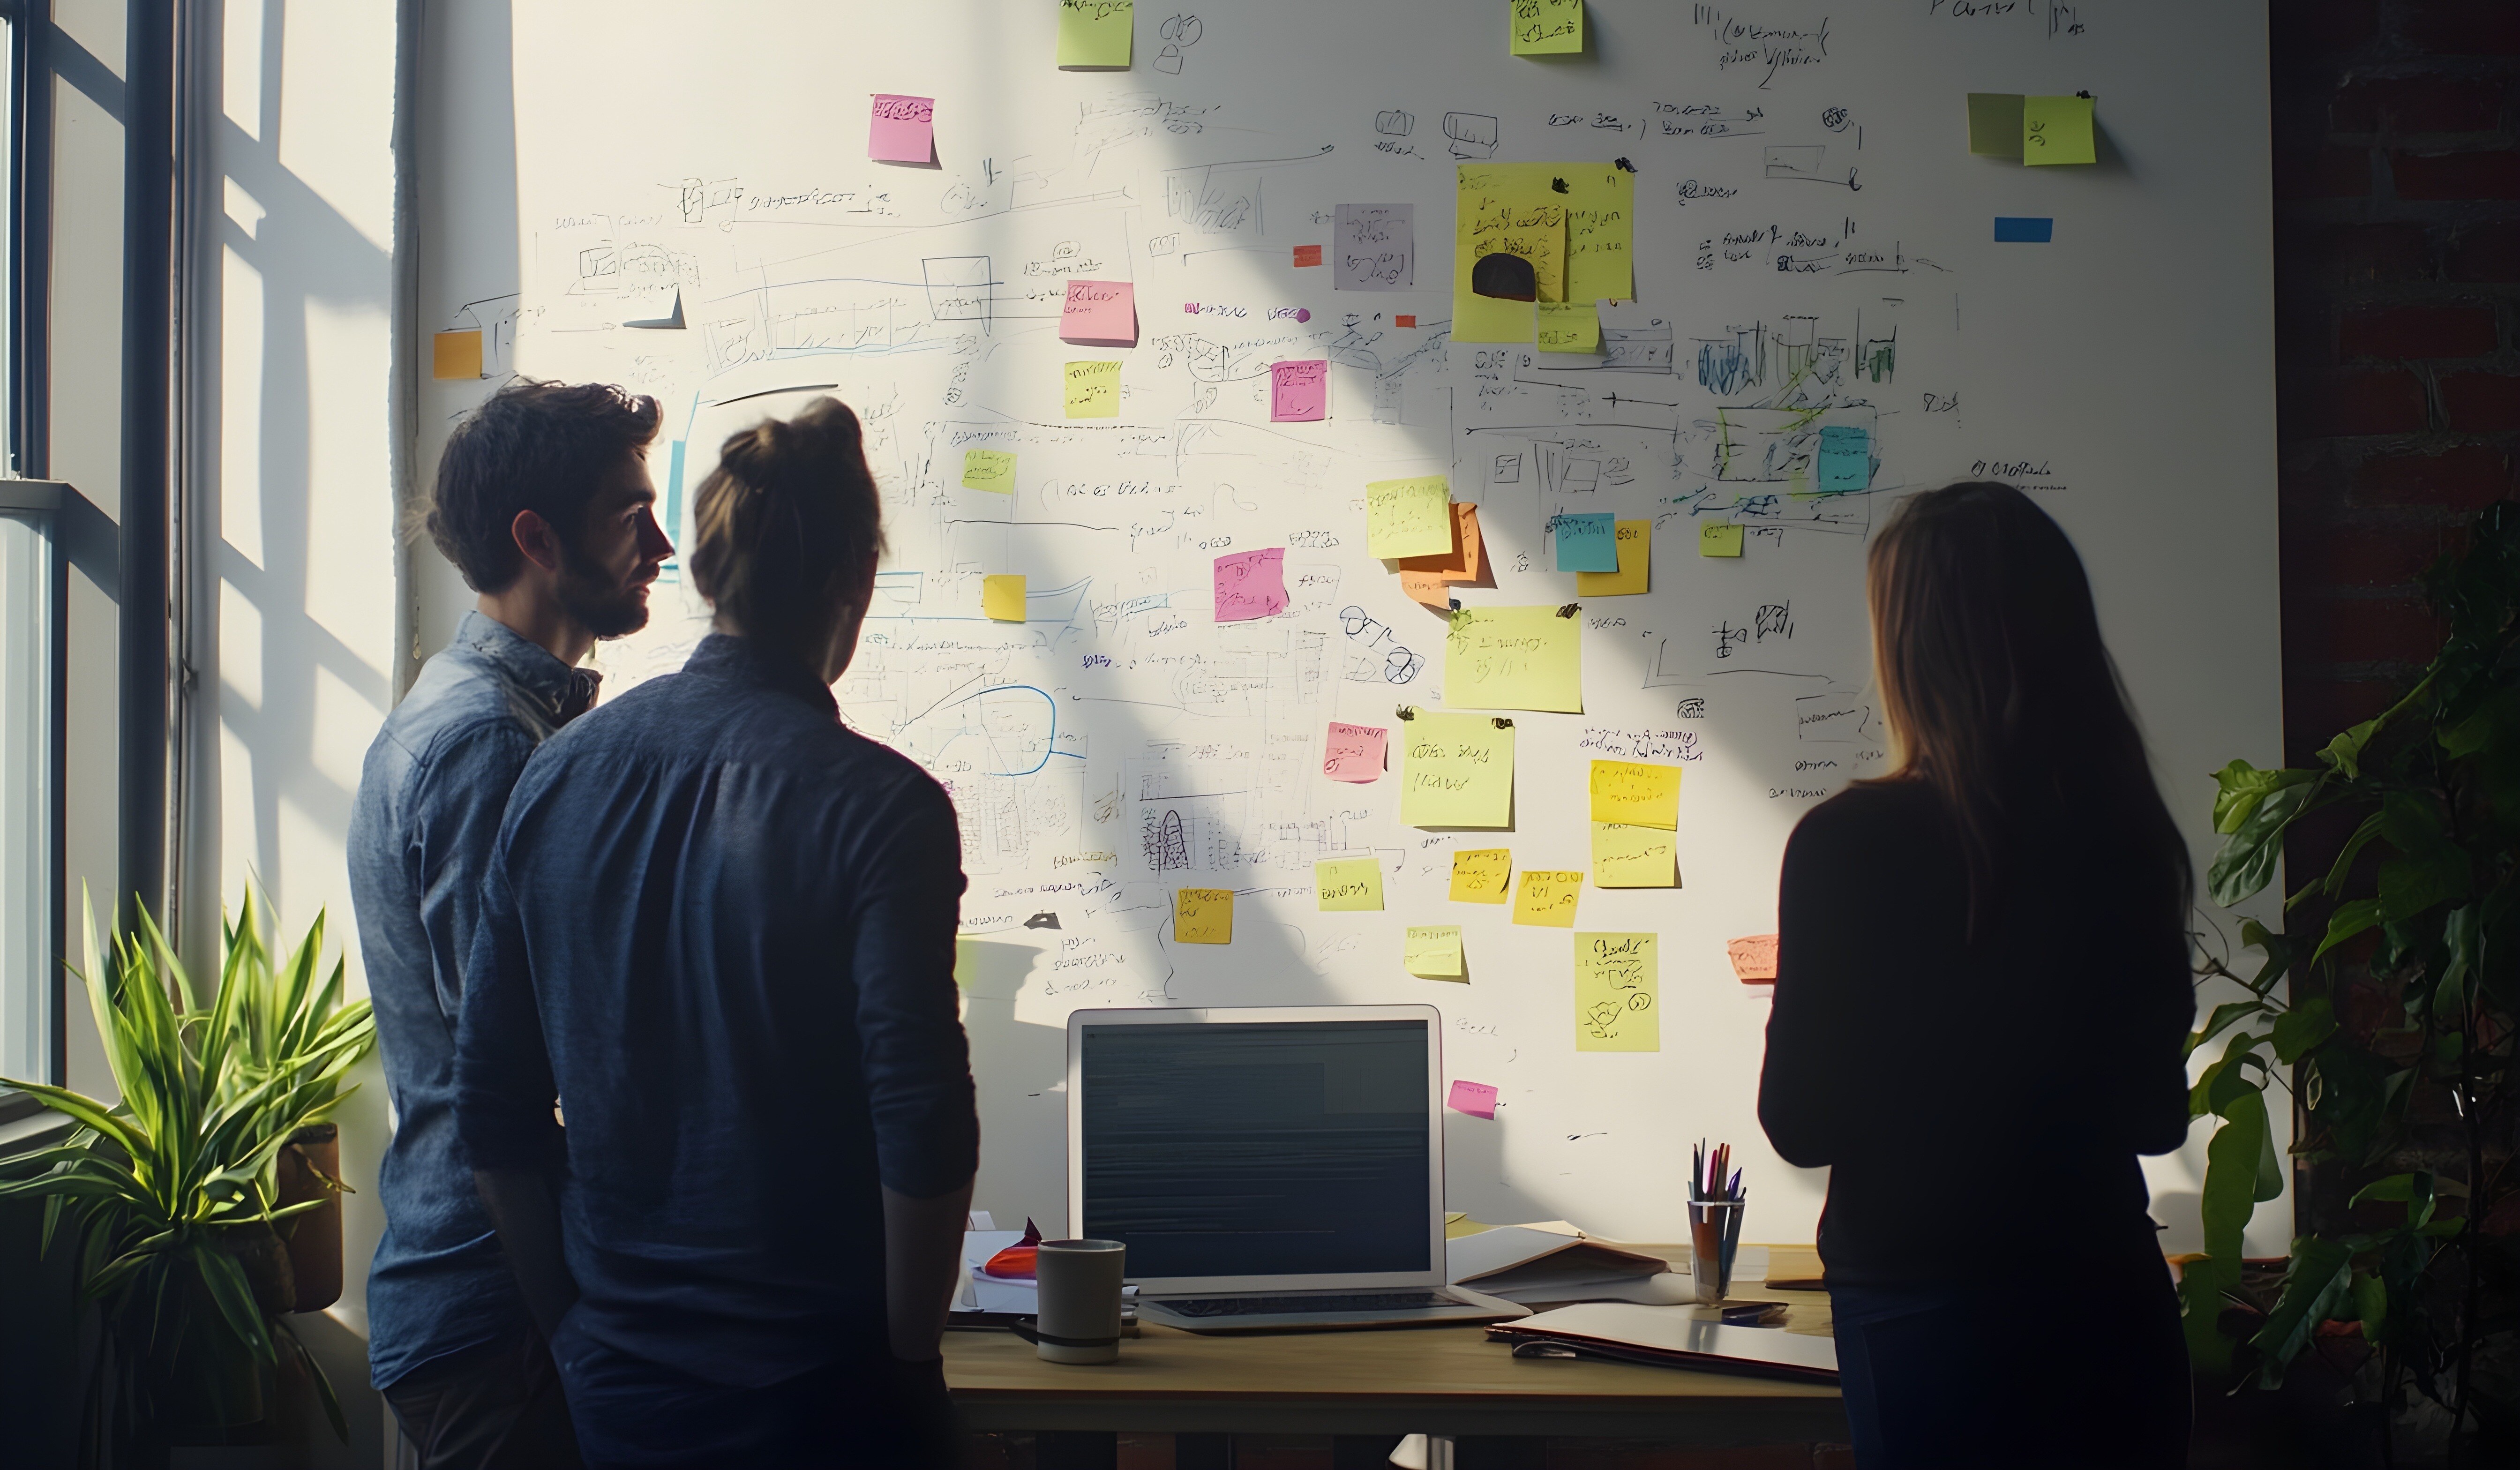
[424,0,2285,1252]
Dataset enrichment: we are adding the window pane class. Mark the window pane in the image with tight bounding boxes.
[0,513,51,1084]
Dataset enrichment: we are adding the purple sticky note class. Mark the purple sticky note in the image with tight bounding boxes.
[1214,548,1289,622]
[1447,1080,1499,1119]
[1323,722,1388,782]
[869,95,936,165]
[1061,280,1138,345]
[1271,360,1328,422]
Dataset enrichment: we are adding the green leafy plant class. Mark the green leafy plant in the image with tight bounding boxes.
[0,887,376,1461]
[2189,502,2519,1461]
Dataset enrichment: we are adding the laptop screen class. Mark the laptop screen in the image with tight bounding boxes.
[1078,1017,1432,1280]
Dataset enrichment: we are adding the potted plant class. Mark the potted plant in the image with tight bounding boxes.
[2188,502,2519,1464]
[0,888,376,1466]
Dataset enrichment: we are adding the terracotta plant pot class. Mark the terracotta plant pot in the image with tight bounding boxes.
[274,1124,343,1312]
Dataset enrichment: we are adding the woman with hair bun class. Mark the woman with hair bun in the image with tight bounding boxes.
[455,398,976,1469]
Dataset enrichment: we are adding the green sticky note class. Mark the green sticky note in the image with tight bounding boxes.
[1537,301,1599,353]
[1445,605,1583,713]
[1366,476,1455,558]
[1057,0,1133,68]
[1510,0,1584,55]
[1406,925,1466,980]
[2024,95,2095,165]
[962,449,1016,492]
[1967,93,2025,158]
[1402,713,1516,828]
[1316,857,1385,912]
[1699,523,1744,558]
[1574,933,1658,1051]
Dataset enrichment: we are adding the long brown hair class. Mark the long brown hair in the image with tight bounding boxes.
[1864,482,2190,937]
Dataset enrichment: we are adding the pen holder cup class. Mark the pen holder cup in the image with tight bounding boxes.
[1687,1197,1746,1306]
[1034,1239,1127,1365]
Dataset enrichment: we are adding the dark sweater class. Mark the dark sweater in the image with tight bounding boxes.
[1757,780,2194,1284]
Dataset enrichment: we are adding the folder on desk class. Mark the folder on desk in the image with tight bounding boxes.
[1447,1223,1671,1300]
[1487,1302,1839,1384]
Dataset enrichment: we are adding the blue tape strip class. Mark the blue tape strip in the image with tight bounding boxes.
[1993,217,2055,243]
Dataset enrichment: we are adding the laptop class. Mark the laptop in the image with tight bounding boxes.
[1066,1005,1528,1333]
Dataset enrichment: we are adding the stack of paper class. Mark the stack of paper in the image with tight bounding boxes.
[1447,1222,1675,1304]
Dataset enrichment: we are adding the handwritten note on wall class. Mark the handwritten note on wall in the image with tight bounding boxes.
[1447,1078,1498,1117]
[1409,926,1466,979]
[1514,870,1584,927]
[1335,203,1415,290]
[1446,606,1582,713]
[1728,933,1780,982]
[1366,476,1455,558]
[1591,824,1676,887]
[961,449,1016,492]
[1402,715,1515,827]
[2024,94,2096,165]
[1575,933,1658,1051]
[1271,360,1328,422]
[1057,0,1133,67]
[1174,887,1232,944]
[1511,0,1585,55]
[868,95,936,163]
[1553,513,1618,572]
[1061,280,1137,344]
[1213,548,1288,622]
[1588,760,1681,829]
[1699,523,1744,557]
[1449,848,1513,902]
[1574,519,1649,596]
[1322,722,1388,782]
[1065,360,1121,418]
[1316,857,1385,912]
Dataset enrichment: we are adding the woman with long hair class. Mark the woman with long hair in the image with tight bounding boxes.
[1759,482,2196,1468]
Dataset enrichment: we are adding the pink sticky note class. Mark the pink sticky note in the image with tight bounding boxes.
[1213,548,1289,622]
[869,95,936,165]
[1323,722,1388,782]
[1061,280,1138,345]
[1447,1080,1499,1119]
[1271,360,1328,422]
[1727,934,1780,982]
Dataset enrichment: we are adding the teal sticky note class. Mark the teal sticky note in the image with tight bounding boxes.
[1554,513,1619,571]
[1817,427,1869,494]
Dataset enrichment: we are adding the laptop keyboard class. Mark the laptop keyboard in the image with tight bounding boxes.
[1155,1291,1461,1318]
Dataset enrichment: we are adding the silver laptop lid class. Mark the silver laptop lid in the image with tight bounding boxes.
[1066,1005,1447,1297]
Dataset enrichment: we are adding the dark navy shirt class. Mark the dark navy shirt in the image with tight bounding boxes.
[453,633,978,1388]
[348,611,598,1389]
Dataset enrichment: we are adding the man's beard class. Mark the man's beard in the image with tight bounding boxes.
[557,546,652,639]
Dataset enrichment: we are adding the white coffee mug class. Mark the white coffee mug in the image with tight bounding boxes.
[1034,1238,1126,1365]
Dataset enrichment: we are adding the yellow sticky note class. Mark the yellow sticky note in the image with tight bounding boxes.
[1406,925,1465,980]
[1402,714,1515,828]
[1449,848,1513,903]
[1057,0,1133,68]
[1065,360,1122,418]
[983,575,1026,622]
[1536,301,1599,353]
[1445,605,1582,713]
[1967,93,2025,157]
[1511,0,1584,54]
[1366,476,1455,558]
[1316,858,1385,912]
[432,330,483,380]
[2024,95,2095,165]
[1561,166,1634,306]
[962,449,1016,492]
[1451,294,1537,345]
[1456,163,1567,321]
[1591,824,1677,888]
[1699,523,1744,557]
[1574,933,1658,1051]
[1174,887,1232,944]
[1575,519,1649,596]
[1513,870,1584,927]
[1588,759,1680,830]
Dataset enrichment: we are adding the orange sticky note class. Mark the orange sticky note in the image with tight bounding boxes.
[432,330,483,380]
[1396,315,1418,328]
[1399,503,1487,609]
[1727,934,1779,982]
[1293,244,1323,267]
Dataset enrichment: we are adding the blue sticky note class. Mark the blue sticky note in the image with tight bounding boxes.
[1816,426,1869,494]
[1993,217,2054,243]
[1554,513,1619,572]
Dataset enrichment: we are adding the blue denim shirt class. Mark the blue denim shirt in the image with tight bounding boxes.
[347,612,598,1389]
[453,633,977,1388]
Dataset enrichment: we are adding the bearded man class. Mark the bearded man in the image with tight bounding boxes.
[348,381,673,1469]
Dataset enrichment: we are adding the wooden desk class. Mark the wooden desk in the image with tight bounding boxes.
[944,1247,1846,1445]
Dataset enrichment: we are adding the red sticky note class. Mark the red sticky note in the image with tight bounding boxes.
[1293,244,1324,267]
[1060,279,1138,345]
[1727,934,1779,982]
[1396,315,1418,328]
[869,95,936,164]
[1447,1080,1499,1119]
[1271,360,1328,422]
[1323,722,1388,782]
[1214,548,1289,622]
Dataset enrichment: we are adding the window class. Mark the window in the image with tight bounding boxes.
[0,485,53,1092]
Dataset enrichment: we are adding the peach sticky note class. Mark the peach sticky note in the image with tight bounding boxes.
[1271,360,1328,422]
[1402,504,1487,608]
[1449,848,1513,903]
[1727,934,1780,982]
[1323,722,1388,782]
[983,575,1026,622]
[1397,314,1418,328]
[1061,280,1138,345]
[1293,244,1324,267]
[1446,1079,1497,1117]
[1214,548,1288,622]
[1512,870,1584,928]
[1175,887,1232,944]
[869,95,936,164]
[432,330,483,380]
